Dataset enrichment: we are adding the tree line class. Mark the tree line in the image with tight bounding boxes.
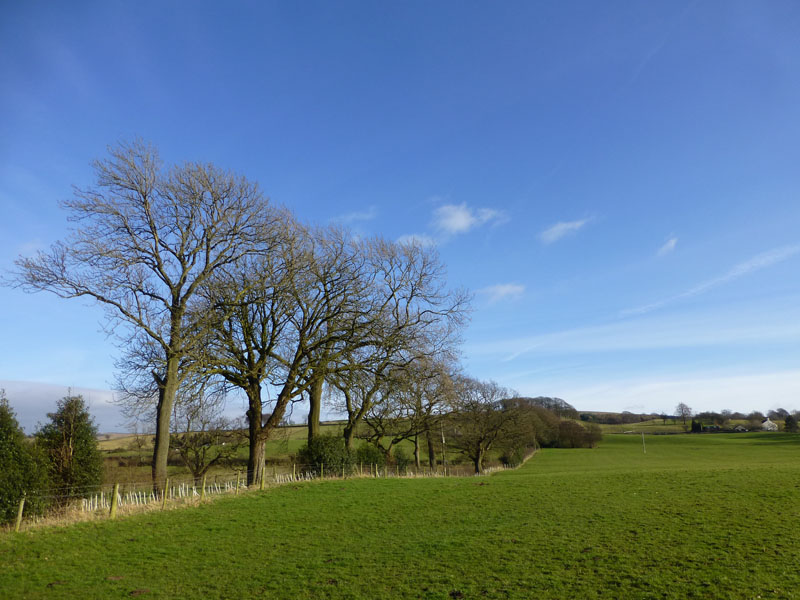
[10,141,600,491]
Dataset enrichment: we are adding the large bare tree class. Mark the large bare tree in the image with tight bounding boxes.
[447,378,524,473]
[12,140,278,491]
[322,237,470,449]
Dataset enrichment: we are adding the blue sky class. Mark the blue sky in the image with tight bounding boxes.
[2,1,800,431]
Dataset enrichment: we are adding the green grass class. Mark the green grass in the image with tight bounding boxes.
[3,433,800,599]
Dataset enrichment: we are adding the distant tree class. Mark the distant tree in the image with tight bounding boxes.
[519,396,578,419]
[447,379,532,474]
[559,421,602,447]
[747,411,765,430]
[0,391,51,524]
[768,408,789,420]
[35,395,103,502]
[784,414,799,433]
[170,385,243,486]
[675,403,692,425]
[690,419,702,433]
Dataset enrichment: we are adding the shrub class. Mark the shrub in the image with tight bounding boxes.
[393,447,412,474]
[500,446,526,467]
[354,443,386,469]
[0,392,51,524]
[297,434,353,476]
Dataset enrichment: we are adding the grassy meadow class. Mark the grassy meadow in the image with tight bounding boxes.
[3,432,800,599]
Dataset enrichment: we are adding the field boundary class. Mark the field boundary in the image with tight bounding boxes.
[6,449,540,534]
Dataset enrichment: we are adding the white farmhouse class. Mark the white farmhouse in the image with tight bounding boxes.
[762,418,779,432]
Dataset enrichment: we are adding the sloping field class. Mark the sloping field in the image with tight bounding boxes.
[3,433,800,599]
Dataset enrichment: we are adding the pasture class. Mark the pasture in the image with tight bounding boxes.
[3,433,799,599]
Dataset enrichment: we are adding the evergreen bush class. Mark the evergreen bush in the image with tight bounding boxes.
[0,391,51,524]
[297,434,353,476]
[35,395,103,502]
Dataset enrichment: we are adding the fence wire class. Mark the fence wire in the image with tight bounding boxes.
[8,451,536,532]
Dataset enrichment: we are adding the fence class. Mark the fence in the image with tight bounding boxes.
[9,451,537,532]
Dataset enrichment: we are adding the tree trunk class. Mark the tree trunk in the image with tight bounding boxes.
[246,381,265,487]
[343,421,356,451]
[474,447,484,474]
[414,435,421,468]
[307,374,323,444]
[151,359,179,493]
[426,429,436,468]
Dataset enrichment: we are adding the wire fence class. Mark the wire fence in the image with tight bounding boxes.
[8,451,537,533]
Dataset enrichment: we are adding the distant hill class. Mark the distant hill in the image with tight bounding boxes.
[508,396,579,419]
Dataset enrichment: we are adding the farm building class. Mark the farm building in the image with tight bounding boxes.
[761,418,778,431]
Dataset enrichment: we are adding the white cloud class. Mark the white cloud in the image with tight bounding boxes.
[433,203,505,235]
[657,236,677,256]
[624,243,800,316]
[397,233,436,247]
[539,218,590,244]
[332,206,377,224]
[478,283,525,304]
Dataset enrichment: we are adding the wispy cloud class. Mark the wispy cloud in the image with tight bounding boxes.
[539,218,590,244]
[397,233,436,247]
[332,206,377,224]
[464,298,800,363]
[433,203,506,235]
[624,243,800,316]
[478,283,525,304]
[559,369,800,415]
[658,236,677,257]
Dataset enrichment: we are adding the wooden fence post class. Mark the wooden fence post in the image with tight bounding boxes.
[201,474,207,501]
[235,471,241,495]
[14,496,25,532]
[109,483,120,519]
[162,478,169,510]
[320,462,324,479]
[292,462,296,480]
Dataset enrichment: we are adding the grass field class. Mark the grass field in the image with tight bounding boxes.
[3,433,800,599]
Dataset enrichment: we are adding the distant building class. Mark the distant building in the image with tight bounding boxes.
[762,418,779,432]
[733,425,748,432]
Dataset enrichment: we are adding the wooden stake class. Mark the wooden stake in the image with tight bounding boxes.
[109,483,120,519]
[201,473,207,501]
[14,496,25,532]
[162,478,169,510]
[320,462,324,479]
[235,471,241,494]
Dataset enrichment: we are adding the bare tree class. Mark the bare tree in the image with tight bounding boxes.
[351,355,457,467]
[323,237,470,449]
[12,140,279,492]
[447,378,526,474]
[675,402,692,426]
[201,224,376,485]
[170,385,242,486]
